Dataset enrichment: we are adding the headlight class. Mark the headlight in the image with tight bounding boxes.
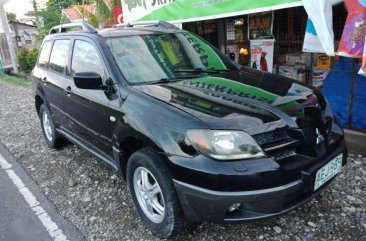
[186,129,265,160]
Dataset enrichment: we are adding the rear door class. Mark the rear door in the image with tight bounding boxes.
[33,39,71,126]
[62,37,114,158]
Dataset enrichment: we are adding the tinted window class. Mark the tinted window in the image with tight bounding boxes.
[71,40,105,78]
[49,40,70,74]
[38,41,52,68]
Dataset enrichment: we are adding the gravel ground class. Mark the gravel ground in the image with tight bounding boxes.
[0,79,365,241]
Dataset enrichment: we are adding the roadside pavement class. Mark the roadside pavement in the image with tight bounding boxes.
[0,143,85,241]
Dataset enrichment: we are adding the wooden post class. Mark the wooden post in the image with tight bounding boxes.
[309,53,315,86]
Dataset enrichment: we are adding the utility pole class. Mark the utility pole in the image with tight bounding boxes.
[32,0,39,27]
[0,4,18,74]
[82,0,85,22]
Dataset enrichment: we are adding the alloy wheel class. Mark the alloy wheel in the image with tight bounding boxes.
[133,167,165,223]
[42,112,53,141]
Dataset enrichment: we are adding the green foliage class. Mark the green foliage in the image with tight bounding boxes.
[37,0,84,38]
[6,12,16,21]
[0,75,31,88]
[17,48,39,74]
[47,0,78,10]
[87,0,120,27]
[36,0,121,38]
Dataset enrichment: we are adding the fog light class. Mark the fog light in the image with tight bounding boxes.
[228,203,241,212]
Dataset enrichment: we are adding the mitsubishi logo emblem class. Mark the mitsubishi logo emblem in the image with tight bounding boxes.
[316,128,324,144]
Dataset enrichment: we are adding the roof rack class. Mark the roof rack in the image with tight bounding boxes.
[49,22,97,35]
[113,21,179,30]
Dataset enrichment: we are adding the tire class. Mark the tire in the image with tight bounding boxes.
[126,148,184,238]
[39,104,63,148]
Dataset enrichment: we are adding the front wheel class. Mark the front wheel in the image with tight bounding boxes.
[126,148,183,238]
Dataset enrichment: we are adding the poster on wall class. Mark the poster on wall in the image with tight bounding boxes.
[250,39,275,73]
[121,0,302,23]
[248,11,274,39]
[338,0,366,58]
[316,54,332,70]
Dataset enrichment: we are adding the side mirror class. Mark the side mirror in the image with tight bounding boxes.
[73,72,106,90]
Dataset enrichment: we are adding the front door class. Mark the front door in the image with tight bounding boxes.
[62,38,114,158]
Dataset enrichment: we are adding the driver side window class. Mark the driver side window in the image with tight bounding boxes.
[71,40,105,79]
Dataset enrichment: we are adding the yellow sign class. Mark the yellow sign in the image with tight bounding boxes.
[317,54,331,70]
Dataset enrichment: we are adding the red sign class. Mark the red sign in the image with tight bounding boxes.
[113,7,123,24]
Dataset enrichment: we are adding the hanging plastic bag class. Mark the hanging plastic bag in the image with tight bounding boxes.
[302,0,336,56]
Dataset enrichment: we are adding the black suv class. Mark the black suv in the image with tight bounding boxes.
[32,21,347,238]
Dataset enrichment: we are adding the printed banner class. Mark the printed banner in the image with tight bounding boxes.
[248,11,274,40]
[338,0,366,58]
[121,0,302,23]
[250,39,275,73]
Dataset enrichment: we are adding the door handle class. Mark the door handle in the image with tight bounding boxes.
[65,86,73,96]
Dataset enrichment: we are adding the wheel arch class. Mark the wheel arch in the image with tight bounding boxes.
[35,94,45,117]
[115,133,164,180]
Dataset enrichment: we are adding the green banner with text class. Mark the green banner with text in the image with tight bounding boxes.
[122,0,302,23]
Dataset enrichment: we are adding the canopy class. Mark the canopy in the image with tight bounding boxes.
[122,0,302,23]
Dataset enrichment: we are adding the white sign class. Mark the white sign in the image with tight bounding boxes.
[250,39,275,73]
[121,0,176,23]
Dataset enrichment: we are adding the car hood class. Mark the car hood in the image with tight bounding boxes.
[132,68,327,135]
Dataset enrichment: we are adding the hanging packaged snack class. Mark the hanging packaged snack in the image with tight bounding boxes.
[359,40,366,76]
[338,0,366,58]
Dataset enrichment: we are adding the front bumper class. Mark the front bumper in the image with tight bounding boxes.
[173,149,347,223]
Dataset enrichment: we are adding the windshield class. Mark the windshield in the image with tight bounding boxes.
[106,32,238,84]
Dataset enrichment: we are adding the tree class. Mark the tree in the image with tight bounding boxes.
[36,0,83,37]
[80,0,120,28]
[6,12,16,21]
[36,0,120,38]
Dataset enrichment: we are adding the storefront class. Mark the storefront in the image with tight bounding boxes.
[120,0,365,130]
[182,5,348,87]
[121,0,348,86]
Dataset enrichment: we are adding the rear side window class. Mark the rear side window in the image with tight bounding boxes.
[71,40,105,78]
[49,39,70,74]
[37,41,52,68]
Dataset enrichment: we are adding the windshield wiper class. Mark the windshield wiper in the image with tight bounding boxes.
[145,76,198,85]
[174,68,230,74]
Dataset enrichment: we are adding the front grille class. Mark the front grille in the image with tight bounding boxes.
[271,148,296,161]
[253,128,288,146]
[253,128,298,161]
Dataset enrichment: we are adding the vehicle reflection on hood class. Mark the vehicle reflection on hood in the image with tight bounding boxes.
[133,68,327,133]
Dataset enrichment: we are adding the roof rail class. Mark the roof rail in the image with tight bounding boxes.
[49,22,97,35]
[113,21,179,30]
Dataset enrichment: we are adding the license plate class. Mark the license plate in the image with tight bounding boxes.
[314,154,343,191]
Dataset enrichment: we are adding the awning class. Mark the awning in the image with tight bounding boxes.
[122,0,303,23]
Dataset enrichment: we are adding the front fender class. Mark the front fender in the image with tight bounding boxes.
[111,92,208,177]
